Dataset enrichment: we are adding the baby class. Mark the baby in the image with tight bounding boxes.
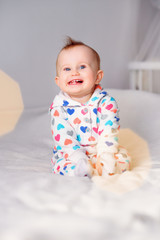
[49,37,131,177]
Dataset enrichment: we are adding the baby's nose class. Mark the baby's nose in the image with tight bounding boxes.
[72,70,80,76]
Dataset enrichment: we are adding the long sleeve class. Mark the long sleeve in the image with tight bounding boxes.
[96,96,120,173]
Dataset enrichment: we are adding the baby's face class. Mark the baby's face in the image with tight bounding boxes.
[55,45,103,103]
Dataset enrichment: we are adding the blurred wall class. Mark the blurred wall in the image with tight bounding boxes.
[0,0,156,108]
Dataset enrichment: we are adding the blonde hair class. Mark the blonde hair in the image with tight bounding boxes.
[56,36,101,74]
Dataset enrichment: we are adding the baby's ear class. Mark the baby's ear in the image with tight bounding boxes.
[96,70,104,84]
[55,76,60,87]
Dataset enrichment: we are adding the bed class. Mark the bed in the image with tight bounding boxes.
[0,88,160,240]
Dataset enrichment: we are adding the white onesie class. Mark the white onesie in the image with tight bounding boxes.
[50,85,131,177]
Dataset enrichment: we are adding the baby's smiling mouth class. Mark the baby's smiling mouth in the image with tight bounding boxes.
[68,79,83,85]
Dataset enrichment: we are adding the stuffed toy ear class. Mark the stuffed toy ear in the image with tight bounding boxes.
[0,70,24,136]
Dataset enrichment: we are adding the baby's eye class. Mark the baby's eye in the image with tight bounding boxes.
[80,65,86,69]
[64,67,71,71]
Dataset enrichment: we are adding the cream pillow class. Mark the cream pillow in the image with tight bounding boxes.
[0,70,24,136]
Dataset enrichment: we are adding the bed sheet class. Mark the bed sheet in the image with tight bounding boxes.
[0,89,160,240]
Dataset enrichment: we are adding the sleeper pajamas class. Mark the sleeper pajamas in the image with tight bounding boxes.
[50,85,131,177]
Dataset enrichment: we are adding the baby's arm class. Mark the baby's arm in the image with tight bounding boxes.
[97,96,120,175]
[50,107,90,177]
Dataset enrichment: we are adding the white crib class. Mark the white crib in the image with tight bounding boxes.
[128,61,160,93]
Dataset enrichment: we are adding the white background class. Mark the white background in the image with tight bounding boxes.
[0,0,157,108]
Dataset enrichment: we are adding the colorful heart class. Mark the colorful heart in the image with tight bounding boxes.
[101,91,107,95]
[71,165,76,170]
[74,117,81,124]
[80,126,88,133]
[63,100,69,106]
[57,123,65,130]
[106,104,113,110]
[84,118,92,123]
[111,109,117,113]
[81,108,88,115]
[67,130,73,136]
[102,99,107,104]
[54,110,59,116]
[73,145,80,150]
[105,120,113,126]
[55,134,60,141]
[64,139,73,145]
[98,130,103,135]
[67,108,75,115]
[77,135,81,142]
[96,117,100,123]
[91,96,99,101]
[105,141,113,146]
[57,145,62,150]
[97,107,101,113]
[93,127,98,133]
[57,165,60,171]
[93,108,97,115]
[88,136,96,141]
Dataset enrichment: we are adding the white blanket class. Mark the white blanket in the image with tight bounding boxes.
[0,89,160,240]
